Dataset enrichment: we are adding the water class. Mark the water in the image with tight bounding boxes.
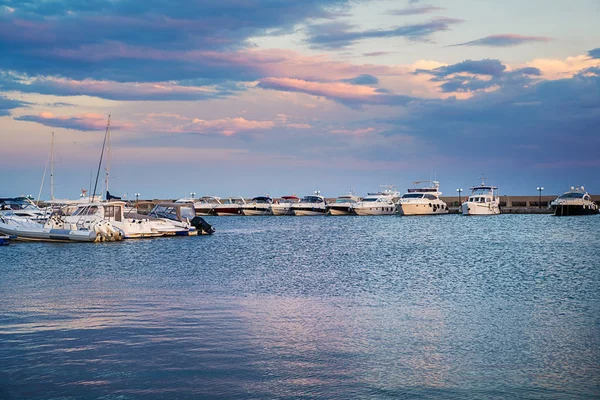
[1,214,599,399]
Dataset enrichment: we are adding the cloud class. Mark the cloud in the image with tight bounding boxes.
[14,112,133,131]
[257,77,414,107]
[387,6,445,16]
[341,74,379,85]
[589,48,600,59]
[0,95,28,116]
[418,59,507,78]
[0,0,350,82]
[450,34,552,47]
[140,113,276,136]
[306,17,463,49]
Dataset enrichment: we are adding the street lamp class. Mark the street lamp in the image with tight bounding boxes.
[135,193,140,206]
[536,187,544,209]
[456,188,463,206]
[190,192,196,199]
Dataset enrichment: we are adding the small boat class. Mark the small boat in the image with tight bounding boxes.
[63,201,161,239]
[353,186,400,216]
[214,197,246,216]
[271,195,300,216]
[0,211,121,242]
[550,186,599,216]
[292,192,327,216]
[0,197,50,220]
[241,196,273,216]
[146,202,215,234]
[462,177,500,215]
[190,196,222,216]
[327,192,360,215]
[397,181,449,216]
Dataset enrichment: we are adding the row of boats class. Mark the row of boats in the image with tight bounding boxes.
[0,199,215,243]
[177,181,599,217]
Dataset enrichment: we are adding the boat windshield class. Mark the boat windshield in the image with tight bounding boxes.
[150,205,179,221]
[361,197,379,202]
[558,192,584,199]
[471,188,492,195]
[72,206,99,216]
[302,196,323,203]
[335,198,356,203]
[402,193,423,199]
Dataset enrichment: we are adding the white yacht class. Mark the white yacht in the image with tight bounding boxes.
[462,178,500,215]
[146,202,215,234]
[271,195,300,216]
[327,192,360,215]
[353,186,400,216]
[63,201,165,238]
[550,186,599,216]
[191,196,222,216]
[397,181,449,216]
[0,210,121,242]
[241,196,273,216]
[292,192,327,216]
[214,197,246,216]
[0,197,50,220]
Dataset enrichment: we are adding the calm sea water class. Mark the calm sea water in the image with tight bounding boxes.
[1,214,599,399]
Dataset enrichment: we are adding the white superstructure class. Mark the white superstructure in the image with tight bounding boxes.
[397,181,448,216]
[550,186,599,216]
[271,196,300,216]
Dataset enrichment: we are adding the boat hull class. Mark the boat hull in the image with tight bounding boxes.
[553,204,599,216]
[214,207,243,216]
[0,223,98,242]
[328,206,356,216]
[353,206,397,216]
[271,205,293,216]
[293,207,327,216]
[241,207,272,216]
[461,202,500,215]
[398,202,448,216]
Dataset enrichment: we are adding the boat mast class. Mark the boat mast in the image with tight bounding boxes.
[91,115,111,203]
[104,116,111,199]
[50,131,55,200]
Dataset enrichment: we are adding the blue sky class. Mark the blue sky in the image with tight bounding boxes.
[1,0,599,199]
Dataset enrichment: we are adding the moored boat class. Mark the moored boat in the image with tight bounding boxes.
[292,192,327,216]
[271,195,300,216]
[214,197,246,216]
[241,196,273,216]
[462,177,500,215]
[397,181,448,216]
[327,192,360,215]
[550,186,599,216]
[190,196,222,216]
[353,186,400,216]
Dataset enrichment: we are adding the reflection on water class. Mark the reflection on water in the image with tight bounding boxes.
[1,215,599,399]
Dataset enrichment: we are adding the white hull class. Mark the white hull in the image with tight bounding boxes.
[328,208,354,216]
[462,202,500,215]
[0,222,97,242]
[353,206,397,216]
[399,202,448,216]
[241,207,272,216]
[271,205,293,215]
[293,209,327,216]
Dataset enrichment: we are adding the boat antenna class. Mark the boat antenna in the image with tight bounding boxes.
[92,115,111,203]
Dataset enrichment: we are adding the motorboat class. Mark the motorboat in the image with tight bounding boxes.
[63,201,163,238]
[241,196,273,216]
[327,192,360,215]
[292,192,327,216]
[353,186,400,216]
[146,202,215,234]
[462,177,500,215]
[397,181,449,216]
[550,186,599,216]
[190,196,222,216]
[0,210,121,242]
[214,197,246,216]
[271,195,300,216]
[0,197,50,220]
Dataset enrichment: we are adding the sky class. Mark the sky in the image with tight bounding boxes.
[1,0,599,200]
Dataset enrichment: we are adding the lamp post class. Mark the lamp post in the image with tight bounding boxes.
[135,193,140,206]
[536,187,544,209]
[456,188,463,206]
[190,192,196,200]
